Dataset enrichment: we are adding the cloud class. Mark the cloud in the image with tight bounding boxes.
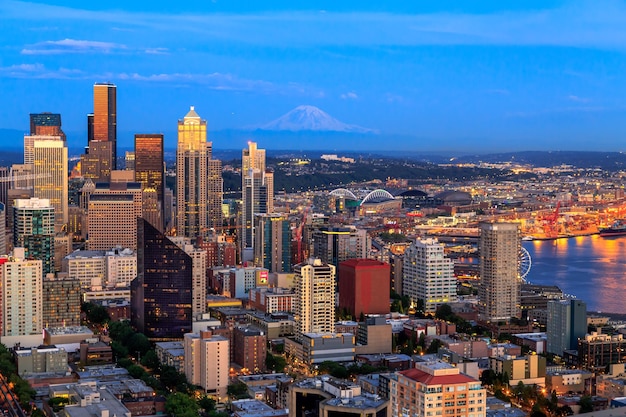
[5,1,626,50]
[145,47,169,55]
[340,92,358,100]
[567,95,590,103]
[21,39,125,55]
[0,63,322,96]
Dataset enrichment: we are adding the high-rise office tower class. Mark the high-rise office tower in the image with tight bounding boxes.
[294,258,336,341]
[546,299,587,356]
[33,137,68,232]
[81,141,113,183]
[478,222,521,322]
[131,218,193,340]
[13,198,55,274]
[402,238,457,314]
[338,259,390,319]
[253,213,291,272]
[241,142,273,260]
[0,248,43,338]
[90,82,117,169]
[135,134,164,230]
[176,107,223,238]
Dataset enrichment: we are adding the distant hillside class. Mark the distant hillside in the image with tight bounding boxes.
[455,151,626,171]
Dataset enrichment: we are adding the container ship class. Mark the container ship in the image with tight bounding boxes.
[599,219,626,237]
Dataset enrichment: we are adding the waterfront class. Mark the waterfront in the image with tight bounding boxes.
[524,234,626,314]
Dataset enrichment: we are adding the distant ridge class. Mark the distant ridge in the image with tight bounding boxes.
[259,105,377,133]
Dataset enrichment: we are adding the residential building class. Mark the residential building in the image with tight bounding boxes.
[547,299,587,356]
[15,346,67,376]
[389,360,486,417]
[43,273,81,328]
[233,326,267,373]
[577,332,626,372]
[402,238,456,314]
[294,258,336,341]
[489,355,546,387]
[478,222,521,322]
[13,197,55,274]
[248,287,296,313]
[184,330,229,399]
[33,136,68,231]
[254,213,291,272]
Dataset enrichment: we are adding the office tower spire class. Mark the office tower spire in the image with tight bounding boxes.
[176,106,222,238]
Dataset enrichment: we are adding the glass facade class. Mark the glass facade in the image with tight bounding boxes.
[132,218,193,340]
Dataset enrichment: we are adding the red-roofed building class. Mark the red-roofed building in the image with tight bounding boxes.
[338,259,390,319]
[390,360,486,417]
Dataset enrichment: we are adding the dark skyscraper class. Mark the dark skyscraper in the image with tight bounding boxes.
[132,218,193,340]
[91,83,117,169]
[134,134,164,230]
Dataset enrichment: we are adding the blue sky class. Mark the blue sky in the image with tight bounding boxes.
[2,0,626,152]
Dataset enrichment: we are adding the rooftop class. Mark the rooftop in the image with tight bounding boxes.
[399,367,478,385]
[323,394,387,410]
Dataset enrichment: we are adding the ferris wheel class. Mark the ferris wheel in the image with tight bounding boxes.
[519,247,532,282]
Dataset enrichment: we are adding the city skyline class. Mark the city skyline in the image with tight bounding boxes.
[2,1,626,152]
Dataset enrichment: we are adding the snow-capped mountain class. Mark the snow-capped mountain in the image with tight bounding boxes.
[259,105,376,133]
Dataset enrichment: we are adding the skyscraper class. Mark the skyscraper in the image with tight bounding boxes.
[478,222,521,322]
[131,218,193,340]
[183,331,229,398]
[176,107,223,238]
[135,134,164,230]
[91,83,117,169]
[0,203,6,256]
[241,142,273,260]
[311,226,370,267]
[294,258,336,341]
[402,238,457,314]
[546,299,587,356]
[13,198,55,274]
[253,213,292,272]
[33,137,68,231]
[30,113,65,139]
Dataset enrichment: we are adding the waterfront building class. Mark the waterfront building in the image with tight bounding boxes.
[478,222,521,322]
[13,198,55,274]
[338,259,390,318]
[176,106,222,238]
[547,299,587,356]
[242,142,273,261]
[294,258,336,341]
[184,330,229,399]
[131,219,193,340]
[253,213,291,272]
[389,360,486,417]
[134,134,164,230]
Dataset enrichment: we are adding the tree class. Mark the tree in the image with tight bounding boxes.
[266,353,286,373]
[578,395,594,413]
[198,396,216,413]
[141,350,160,370]
[82,302,110,324]
[10,374,35,409]
[127,364,148,379]
[435,304,453,320]
[228,382,250,399]
[165,393,199,417]
[109,320,134,341]
[480,369,495,386]
[128,333,151,356]
[161,365,188,392]
[111,340,129,359]
[426,339,444,354]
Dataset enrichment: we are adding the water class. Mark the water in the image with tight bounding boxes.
[523,235,626,314]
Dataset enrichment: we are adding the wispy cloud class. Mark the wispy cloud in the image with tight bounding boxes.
[340,91,358,100]
[21,39,125,55]
[0,63,322,96]
[5,1,626,49]
[145,47,169,55]
[567,95,590,103]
